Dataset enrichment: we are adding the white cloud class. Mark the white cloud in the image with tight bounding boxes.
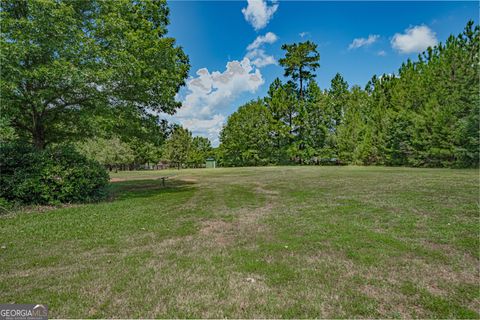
[178,58,263,120]
[242,0,278,31]
[245,32,278,68]
[174,58,264,146]
[247,32,278,50]
[181,114,226,146]
[377,50,387,56]
[299,32,309,38]
[391,25,437,54]
[246,49,276,67]
[348,34,380,50]
[172,32,278,145]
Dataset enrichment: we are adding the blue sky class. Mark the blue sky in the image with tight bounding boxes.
[165,0,478,145]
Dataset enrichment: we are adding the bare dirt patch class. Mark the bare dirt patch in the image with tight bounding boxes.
[181,181,280,251]
[199,220,235,247]
[255,182,280,196]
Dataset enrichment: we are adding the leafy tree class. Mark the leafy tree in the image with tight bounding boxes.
[76,137,135,171]
[188,137,213,168]
[82,103,168,168]
[0,0,190,149]
[0,117,18,143]
[128,140,163,169]
[163,126,192,169]
[265,78,294,163]
[220,100,274,166]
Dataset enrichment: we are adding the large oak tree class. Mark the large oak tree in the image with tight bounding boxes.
[0,0,190,149]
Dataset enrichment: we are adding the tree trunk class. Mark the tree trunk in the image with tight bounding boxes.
[299,76,303,99]
[289,112,292,135]
[33,121,46,149]
[296,69,305,164]
[299,66,303,100]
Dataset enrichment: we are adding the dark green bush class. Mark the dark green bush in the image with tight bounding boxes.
[0,144,109,205]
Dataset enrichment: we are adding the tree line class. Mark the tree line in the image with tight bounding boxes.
[73,126,213,171]
[1,0,478,172]
[219,21,479,168]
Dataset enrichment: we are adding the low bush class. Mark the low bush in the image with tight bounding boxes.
[0,144,109,205]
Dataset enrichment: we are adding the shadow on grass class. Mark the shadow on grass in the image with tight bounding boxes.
[0,178,195,217]
[108,178,196,201]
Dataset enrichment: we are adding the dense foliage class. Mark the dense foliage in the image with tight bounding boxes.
[220,100,275,166]
[0,0,190,149]
[220,21,479,168]
[188,136,214,168]
[163,126,192,169]
[0,0,195,204]
[0,144,109,204]
[76,137,135,171]
[163,126,213,169]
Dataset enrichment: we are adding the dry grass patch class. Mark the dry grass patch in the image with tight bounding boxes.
[1,166,478,318]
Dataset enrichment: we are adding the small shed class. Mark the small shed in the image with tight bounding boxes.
[205,158,216,168]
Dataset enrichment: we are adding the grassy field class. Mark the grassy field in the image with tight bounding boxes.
[1,166,479,318]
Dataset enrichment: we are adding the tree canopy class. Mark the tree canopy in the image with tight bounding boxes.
[0,0,190,149]
[278,41,320,99]
[163,126,192,169]
[220,100,275,166]
[220,21,479,168]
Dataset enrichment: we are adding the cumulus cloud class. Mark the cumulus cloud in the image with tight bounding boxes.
[174,58,264,145]
[245,32,278,68]
[247,32,278,50]
[181,114,226,146]
[242,0,278,31]
[377,50,387,56]
[391,25,437,54]
[246,49,276,68]
[173,32,278,145]
[348,34,380,50]
[178,58,263,119]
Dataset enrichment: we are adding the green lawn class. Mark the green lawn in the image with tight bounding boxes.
[1,166,479,318]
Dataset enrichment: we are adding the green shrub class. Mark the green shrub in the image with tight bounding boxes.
[0,144,109,205]
[0,197,12,214]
